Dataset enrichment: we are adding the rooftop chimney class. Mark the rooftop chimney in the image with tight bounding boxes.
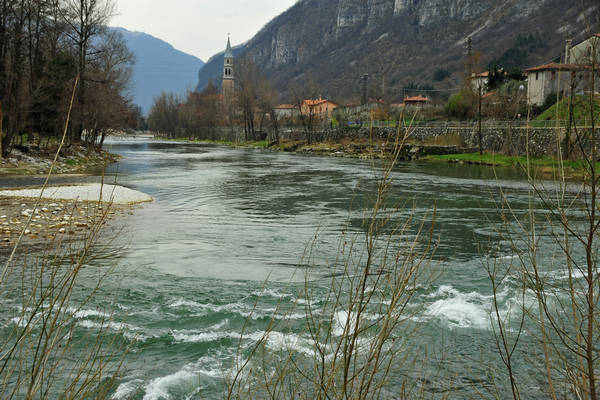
[565,39,573,64]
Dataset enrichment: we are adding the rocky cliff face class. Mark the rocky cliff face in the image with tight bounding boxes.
[196,0,599,101]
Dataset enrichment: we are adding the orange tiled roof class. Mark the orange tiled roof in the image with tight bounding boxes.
[303,99,338,107]
[525,63,583,72]
[472,71,489,78]
[404,95,429,103]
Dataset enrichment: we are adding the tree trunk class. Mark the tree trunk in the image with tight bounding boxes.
[478,85,483,155]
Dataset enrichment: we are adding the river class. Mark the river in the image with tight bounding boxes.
[1,138,581,399]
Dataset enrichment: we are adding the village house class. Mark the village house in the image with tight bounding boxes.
[273,104,300,120]
[526,34,600,107]
[470,71,489,91]
[525,63,577,106]
[569,34,600,65]
[525,63,600,106]
[403,94,430,109]
[301,98,338,118]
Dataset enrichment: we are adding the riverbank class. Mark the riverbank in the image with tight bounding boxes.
[0,143,120,175]
[0,184,152,253]
[422,152,599,180]
[161,136,465,160]
[0,198,124,252]
[156,135,594,180]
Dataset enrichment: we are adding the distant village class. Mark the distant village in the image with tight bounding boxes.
[269,34,600,121]
[149,33,599,142]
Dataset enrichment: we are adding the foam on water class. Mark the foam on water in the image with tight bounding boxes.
[171,329,316,357]
[68,307,109,319]
[143,366,197,400]
[141,354,230,400]
[167,298,306,320]
[251,288,292,298]
[424,285,500,330]
[111,378,144,399]
[332,310,381,337]
[78,319,145,341]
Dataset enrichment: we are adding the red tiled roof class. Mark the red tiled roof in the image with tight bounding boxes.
[404,95,429,103]
[472,71,489,78]
[303,99,338,107]
[525,63,582,72]
[482,91,496,99]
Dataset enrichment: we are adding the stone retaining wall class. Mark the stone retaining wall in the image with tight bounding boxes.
[281,127,600,157]
[208,125,600,157]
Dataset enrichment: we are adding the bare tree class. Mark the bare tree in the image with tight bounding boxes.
[236,55,260,140]
[60,0,115,143]
[256,78,279,143]
[147,91,180,138]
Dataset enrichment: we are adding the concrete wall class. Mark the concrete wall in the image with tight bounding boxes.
[527,70,570,106]
[570,36,600,64]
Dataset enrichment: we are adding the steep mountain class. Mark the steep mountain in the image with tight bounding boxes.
[114,27,204,114]
[196,0,600,102]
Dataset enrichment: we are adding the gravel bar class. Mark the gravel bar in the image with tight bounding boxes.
[0,184,153,205]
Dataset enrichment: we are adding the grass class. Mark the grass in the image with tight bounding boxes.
[423,152,600,179]
[535,95,600,124]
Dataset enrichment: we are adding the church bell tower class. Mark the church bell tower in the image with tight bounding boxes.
[223,36,234,108]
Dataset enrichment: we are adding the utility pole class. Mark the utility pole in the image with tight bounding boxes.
[361,73,370,105]
[478,84,483,155]
[466,37,473,77]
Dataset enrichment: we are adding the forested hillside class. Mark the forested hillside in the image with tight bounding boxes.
[197,0,600,103]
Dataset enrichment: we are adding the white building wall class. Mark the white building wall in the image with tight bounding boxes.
[570,36,600,64]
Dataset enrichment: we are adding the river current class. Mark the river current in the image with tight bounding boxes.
[1,139,579,399]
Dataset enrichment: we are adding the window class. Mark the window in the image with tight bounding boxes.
[536,72,539,80]
[551,71,556,80]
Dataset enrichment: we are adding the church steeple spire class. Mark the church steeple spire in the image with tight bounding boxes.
[225,35,233,59]
[222,35,234,109]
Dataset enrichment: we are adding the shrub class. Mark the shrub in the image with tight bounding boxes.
[445,92,471,119]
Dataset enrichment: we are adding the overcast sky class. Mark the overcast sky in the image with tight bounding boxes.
[110,0,298,61]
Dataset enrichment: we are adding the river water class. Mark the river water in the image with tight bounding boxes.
[1,139,581,399]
